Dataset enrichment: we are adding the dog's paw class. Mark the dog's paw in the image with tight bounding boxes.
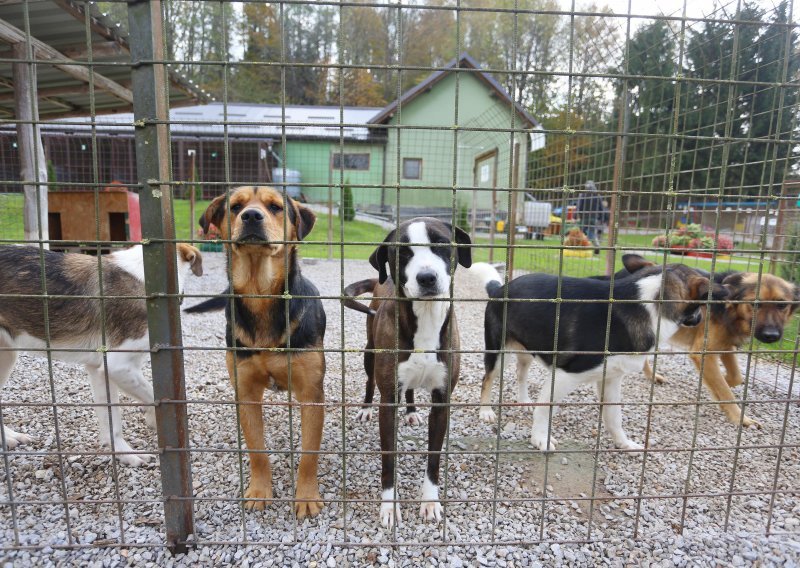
[652,372,667,385]
[615,439,644,451]
[420,500,442,523]
[2,427,34,450]
[380,501,402,528]
[295,486,323,519]
[531,431,557,452]
[117,452,153,467]
[742,416,762,429]
[244,483,273,511]
[144,407,157,430]
[405,411,423,427]
[479,407,497,424]
[725,374,744,388]
[355,407,374,422]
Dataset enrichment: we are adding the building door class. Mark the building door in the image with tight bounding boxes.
[473,148,498,259]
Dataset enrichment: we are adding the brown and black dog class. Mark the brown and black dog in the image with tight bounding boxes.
[344,217,472,528]
[186,186,326,518]
[595,260,797,427]
[668,271,798,427]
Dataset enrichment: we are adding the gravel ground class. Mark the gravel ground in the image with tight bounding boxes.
[2,252,799,566]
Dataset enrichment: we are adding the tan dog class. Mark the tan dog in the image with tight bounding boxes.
[667,272,798,427]
[0,243,202,466]
[186,186,326,518]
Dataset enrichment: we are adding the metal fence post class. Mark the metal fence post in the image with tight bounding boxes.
[127,0,194,554]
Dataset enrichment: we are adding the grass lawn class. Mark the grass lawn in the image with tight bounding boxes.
[2,195,797,362]
[0,195,778,278]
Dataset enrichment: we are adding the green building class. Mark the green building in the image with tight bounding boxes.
[11,53,543,220]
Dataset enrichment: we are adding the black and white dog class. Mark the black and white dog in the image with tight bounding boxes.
[470,261,719,452]
[344,217,471,527]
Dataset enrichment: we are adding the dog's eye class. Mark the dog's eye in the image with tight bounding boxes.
[774,303,788,310]
[230,203,243,214]
[268,203,283,214]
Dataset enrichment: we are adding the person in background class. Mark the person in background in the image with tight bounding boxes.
[577,180,608,255]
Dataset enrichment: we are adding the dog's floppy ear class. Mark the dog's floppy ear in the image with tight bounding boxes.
[178,244,203,277]
[621,253,654,274]
[444,223,472,268]
[294,201,316,241]
[200,193,227,236]
[689,275,728,302]
[790,284,800,314]
[721,272,745,302]
[369,229,395,284]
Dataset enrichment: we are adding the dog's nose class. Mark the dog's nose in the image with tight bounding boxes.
[416,271,437,288]
[241,209,264,223]
[757,327,782,343]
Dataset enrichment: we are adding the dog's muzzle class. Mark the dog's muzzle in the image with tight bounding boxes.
[236,208,268,243]
[755,326,782,343]
[415,270,440,297]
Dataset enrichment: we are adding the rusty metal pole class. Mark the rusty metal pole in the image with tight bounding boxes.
[605,89,629,276]
[127,0,194,554]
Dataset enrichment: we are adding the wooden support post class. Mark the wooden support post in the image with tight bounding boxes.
[12,41,48,247]
[770,179,800,275]
[0,17,134,104]
[606,90,629,276]
[507,142,521,277]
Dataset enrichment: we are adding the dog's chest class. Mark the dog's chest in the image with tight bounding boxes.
[396,302,449,393]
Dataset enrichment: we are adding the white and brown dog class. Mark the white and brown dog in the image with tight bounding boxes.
[0,243,202,466]
[344,217,471,528]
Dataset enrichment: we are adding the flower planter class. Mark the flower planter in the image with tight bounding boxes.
[564,248,594,258]
[200,241,224,252]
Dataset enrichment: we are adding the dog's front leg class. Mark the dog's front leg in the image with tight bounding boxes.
[294,369,325,519]
[106,353,156,430]
[230,356,273,511]
[86,366,150,467]
[690,352,759,428]
[643,359,666,384]
[379,389,401,528]
[531,369,582,451]
[420,387,449,523]
[720,351,743,387]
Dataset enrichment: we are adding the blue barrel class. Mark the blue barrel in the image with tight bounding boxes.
[271,168,302,199]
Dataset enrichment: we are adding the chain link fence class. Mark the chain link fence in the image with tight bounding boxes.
[0,0,798,563]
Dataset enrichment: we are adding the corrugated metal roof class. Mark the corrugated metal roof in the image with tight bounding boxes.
[40,102,383,141]
[0,0,205,119]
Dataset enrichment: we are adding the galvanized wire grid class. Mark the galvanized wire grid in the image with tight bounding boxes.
[0,0,798,556]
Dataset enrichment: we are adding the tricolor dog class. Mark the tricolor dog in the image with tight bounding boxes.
[0,243,203,466]
[343,217,471,528]
[185,186,326,518]
[471,261,722,452]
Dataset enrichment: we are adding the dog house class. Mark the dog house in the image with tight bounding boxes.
[48,188,141,248]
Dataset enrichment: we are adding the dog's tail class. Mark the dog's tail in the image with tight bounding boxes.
[469,262,504,297]
[184,288,230,313]
[343,278,378,316]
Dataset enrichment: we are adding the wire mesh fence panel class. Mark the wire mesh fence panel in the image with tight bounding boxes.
[0,0,799,564]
